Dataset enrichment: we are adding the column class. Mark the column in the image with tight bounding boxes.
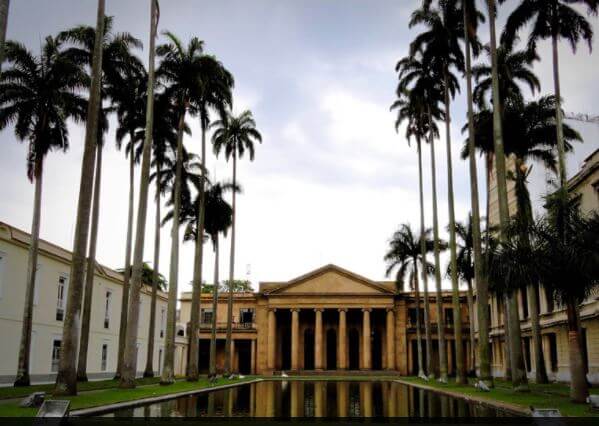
[267,308,276,371]
[231,339,236,373]
[362,308,372,370]
[291,308,300,371]
[338,308,348,370]
[386,308,396,370]
[315,308,324,370]
[251,339,256,374]
[290,381,300,417]
[337,381,349,417]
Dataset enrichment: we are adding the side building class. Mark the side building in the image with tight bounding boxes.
[479,149,599,384]
[0,221,169,384]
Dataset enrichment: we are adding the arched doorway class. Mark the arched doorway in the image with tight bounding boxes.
[372,328,382,370]
[348,328,360,370]
[326,329,337,370]
[304,329,314,370]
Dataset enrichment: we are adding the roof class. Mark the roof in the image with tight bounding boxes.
[568,148,599,190]
[0,220,166,298]
[261,263,396,295]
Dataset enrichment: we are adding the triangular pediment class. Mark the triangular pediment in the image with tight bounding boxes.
[265,264,395,295]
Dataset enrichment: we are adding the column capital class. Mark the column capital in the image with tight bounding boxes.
[290,308,301,313]
[386,307,395,313]
[314,308,324,313]
[337,308,348,313]
[268,307,277,313]
[361,308,372,313]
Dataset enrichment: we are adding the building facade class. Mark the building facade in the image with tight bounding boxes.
[480,149,599,384]
[179,264,472,376]
[0,221,169,384]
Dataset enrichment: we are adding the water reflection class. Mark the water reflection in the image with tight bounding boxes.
[105,380,510,417]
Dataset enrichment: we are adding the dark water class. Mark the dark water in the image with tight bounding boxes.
[105,380,512,417]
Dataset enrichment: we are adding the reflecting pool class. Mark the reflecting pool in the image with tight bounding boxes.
[104,380,513,417]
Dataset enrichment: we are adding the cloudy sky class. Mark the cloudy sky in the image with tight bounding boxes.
[1,1,598,294]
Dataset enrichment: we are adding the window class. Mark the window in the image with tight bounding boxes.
[101,343,108,371]
[497,299,504,326]
[548,334,559,372]
[444,308,454,327]
[545,288,555,313]
[521,287,529,319]
[487,303,492,326]
[158,348,163,374]
[239,308,254,324]
[56,275,68,321]
[104,291,112,329]
[0,251,6,299]
[523,337,531,372]
[201,308,213,325]
[160,308,166,338]
[407,308,424,327]
[51,339,61,372]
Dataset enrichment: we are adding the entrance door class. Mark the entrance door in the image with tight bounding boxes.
[237,340,251,374]
[372,328,382,370]
[326,329,337,370]
[304,329,315,370]
[348,328,360,370]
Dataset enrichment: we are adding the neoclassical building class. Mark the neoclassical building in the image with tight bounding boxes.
[178,264,471,376]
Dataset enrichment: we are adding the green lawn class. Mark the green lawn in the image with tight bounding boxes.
[0,376,161,400]
[0,376,255,417]
[398,376,599,417]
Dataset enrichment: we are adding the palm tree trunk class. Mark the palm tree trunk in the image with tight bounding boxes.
[54,0,104,396]
[466,279,476,376]
[0,0,9,76]
[529,283,547,383]
[144,163,162,378]
[160,108,185,385]
[428,106,448,383]
[508,291,528,390]
[77,143,103,382]
[119,0,158,389]
[464,1,491,386]
[224,150,237,375]
[413,263,425,378]
[443,69,465,385]
[115,148,135,379]
[503,294,512,380]
[13,157,43,387]
[551,34,567,188]
[417,138,434,378]
[566,300,588,402]
[209,236,220,378]
[187,121,208,381]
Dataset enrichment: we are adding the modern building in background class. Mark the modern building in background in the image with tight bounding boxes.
[0,221,169,384]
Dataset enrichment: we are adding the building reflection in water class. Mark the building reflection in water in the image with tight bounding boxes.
[105,380,510,418]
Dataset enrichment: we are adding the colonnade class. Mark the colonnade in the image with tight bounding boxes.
[266,307,396,371]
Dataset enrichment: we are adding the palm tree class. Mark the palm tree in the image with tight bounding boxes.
[536,190,599,402]
[409,0,466,383]
[143,92,180,378]
[212,110,262,376]
[391,74,440,378]
[187,54,233,382]
[0,0,9,75]
[459,0,493,386]
[1,37,87,387]
[395,51,446,380]
[450,215,477,376]
[54,0,105,396]
[502,0,598,189]
[58,16,143,382]
[121,29,202,387]
[384,224,436,378]
[472,44,540,110]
